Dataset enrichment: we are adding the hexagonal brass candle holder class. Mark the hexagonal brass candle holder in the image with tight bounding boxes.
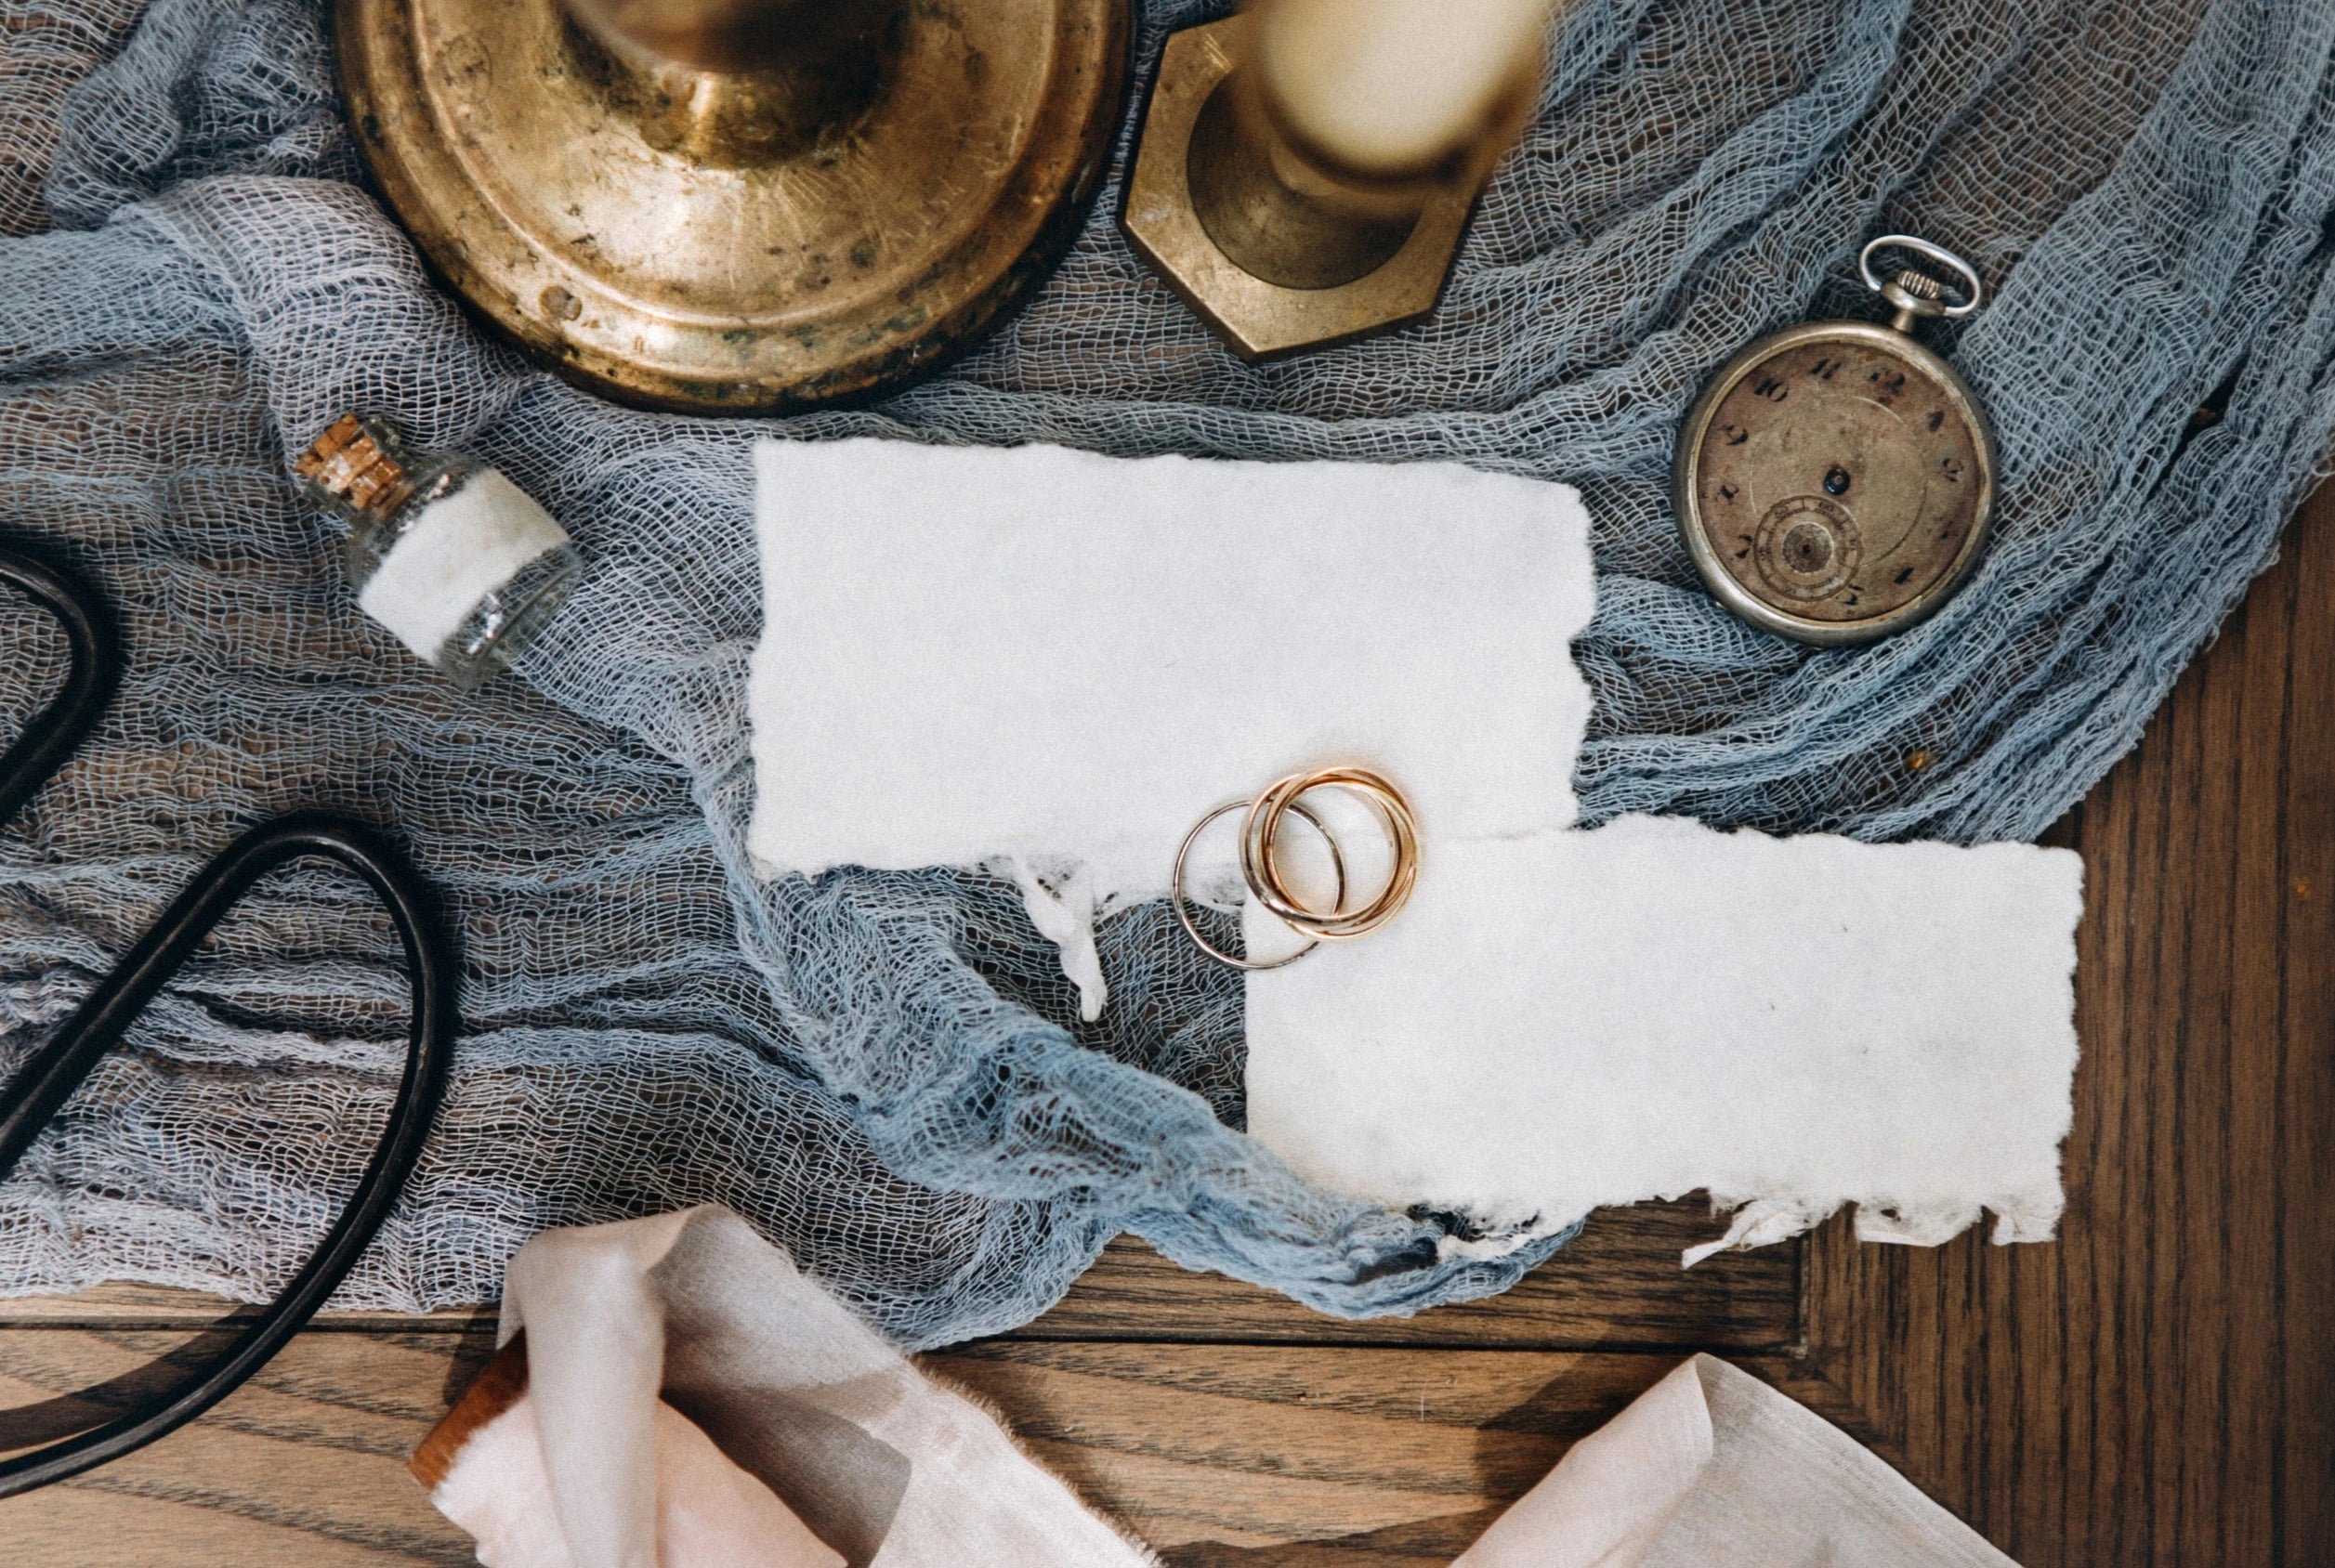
[1119,16,1495,362]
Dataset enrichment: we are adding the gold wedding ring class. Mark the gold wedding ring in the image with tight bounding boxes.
[1172,765,1421,971]
[1243,767,1420,940]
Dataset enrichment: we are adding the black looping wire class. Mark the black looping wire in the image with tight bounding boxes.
[0,541,120,828]
[0,540,457,1496]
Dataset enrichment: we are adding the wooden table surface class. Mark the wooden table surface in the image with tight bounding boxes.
[0,484,2328,1566]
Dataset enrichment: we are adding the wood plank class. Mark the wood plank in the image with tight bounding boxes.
[0,1317,1710,1567]
[2277,492,2334,1568]
[926,1341,1680,1562]
[0,1196,1796,1351]
[0,1326,489,1567]
[1801,480,2335,1567]
[0,1286,491,1332]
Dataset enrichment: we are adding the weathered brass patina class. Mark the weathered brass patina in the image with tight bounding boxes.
[1121,7,1541,361]
[338,0,1128,412]
[1675,236,1999,647]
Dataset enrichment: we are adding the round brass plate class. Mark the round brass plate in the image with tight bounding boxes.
[339,0,1128,412]
[1674,320,1997,647]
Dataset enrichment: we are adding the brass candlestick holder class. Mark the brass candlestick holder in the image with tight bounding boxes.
[1122,0,1550,361]
[339,0,1128,413]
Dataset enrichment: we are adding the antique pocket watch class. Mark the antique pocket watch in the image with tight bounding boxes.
[1675,235,1997,646]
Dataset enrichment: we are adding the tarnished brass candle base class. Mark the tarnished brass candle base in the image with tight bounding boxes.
[338,0,1127,413]
[1120,18,1482,362]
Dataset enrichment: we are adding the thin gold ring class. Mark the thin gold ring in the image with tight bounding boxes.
[1172,797,1347,971]
[1240,766,1419,940]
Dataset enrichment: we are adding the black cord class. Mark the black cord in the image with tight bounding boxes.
[0,542,457,1496]
[0,543,122,828]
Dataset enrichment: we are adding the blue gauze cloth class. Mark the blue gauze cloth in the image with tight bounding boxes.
[0,0,2329,1346]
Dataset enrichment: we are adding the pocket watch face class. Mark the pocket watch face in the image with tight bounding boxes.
[1675,320,1995,646]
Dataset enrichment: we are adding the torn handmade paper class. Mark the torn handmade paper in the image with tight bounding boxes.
[749,438,1595,1016]
[1244,817,2082,1264]
[745,438,2082,1259]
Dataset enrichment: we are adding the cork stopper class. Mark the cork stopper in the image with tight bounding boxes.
[295,414,410,515]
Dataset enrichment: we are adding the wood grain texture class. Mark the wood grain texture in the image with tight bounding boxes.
[0,1326,491,1565]
[0,1286,491,1331]
[0,491,2327,1565]
[925,1342,1678,1564]
[0,1319,1689,1567]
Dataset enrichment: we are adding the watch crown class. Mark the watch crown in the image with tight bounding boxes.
[1879,268,1949,333]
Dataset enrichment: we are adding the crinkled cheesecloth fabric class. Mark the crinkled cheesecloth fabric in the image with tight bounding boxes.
[0,0,2329,1345]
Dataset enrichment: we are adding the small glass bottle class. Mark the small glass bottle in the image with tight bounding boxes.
[294,414,582,691]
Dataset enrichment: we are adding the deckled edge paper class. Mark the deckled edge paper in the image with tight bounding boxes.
[744,436,2082,1260]
[1245,815,2084,1263]
[748,437,1595,1016]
